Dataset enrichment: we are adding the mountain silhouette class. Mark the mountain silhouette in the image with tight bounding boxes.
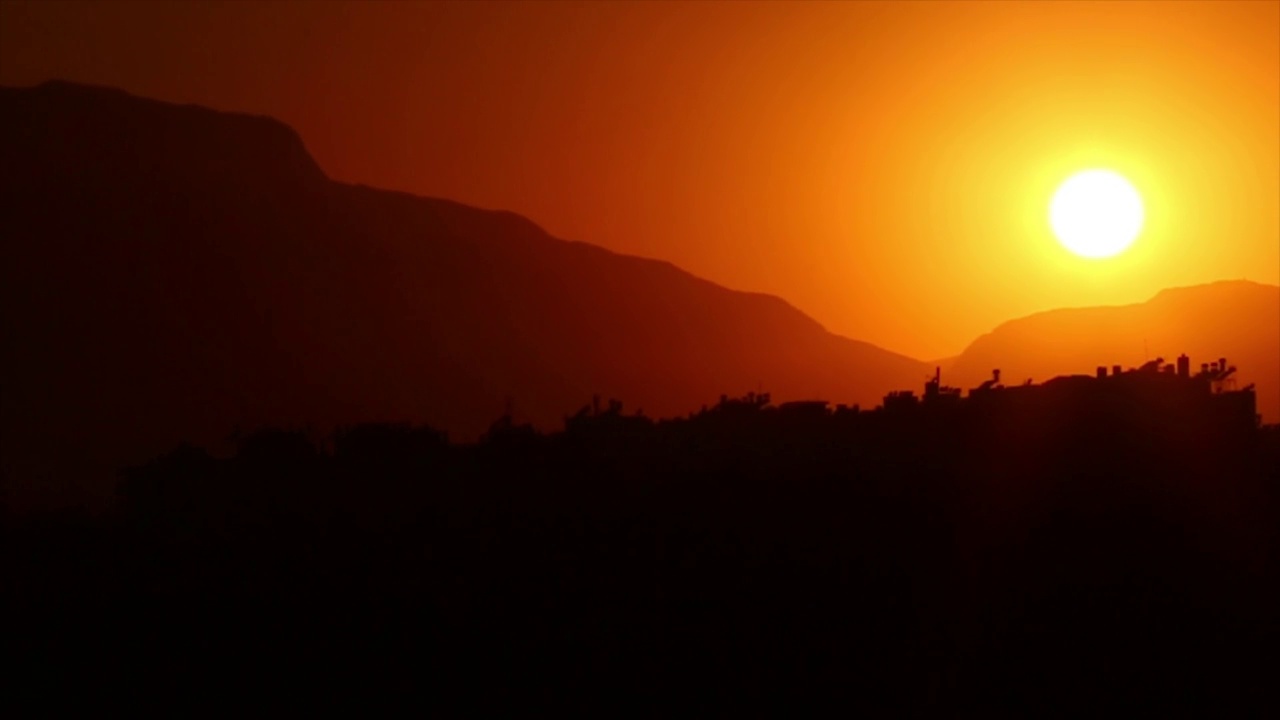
[943,280,1279,423]
[0,81,929,511]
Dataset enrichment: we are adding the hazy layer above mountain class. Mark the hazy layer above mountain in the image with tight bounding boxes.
[944,280,1279,422]
[0,81,927,510]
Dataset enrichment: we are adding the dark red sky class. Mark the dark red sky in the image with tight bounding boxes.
[2,0,1276,359]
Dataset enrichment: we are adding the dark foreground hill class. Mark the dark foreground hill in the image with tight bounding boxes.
[944,280,1280,423]
[7,398,1280,713]
[0,81,927,511]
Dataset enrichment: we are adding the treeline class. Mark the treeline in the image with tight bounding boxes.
[7,395,1280,713]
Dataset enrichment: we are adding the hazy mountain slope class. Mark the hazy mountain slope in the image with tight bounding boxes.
[944,281,1279,422]
[0,81,928,510]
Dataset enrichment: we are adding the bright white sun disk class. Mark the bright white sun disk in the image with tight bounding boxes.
[1049,169,1144,259]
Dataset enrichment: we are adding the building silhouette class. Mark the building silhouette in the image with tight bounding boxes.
[871,352,1259,431]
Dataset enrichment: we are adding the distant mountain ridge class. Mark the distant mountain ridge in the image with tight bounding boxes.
[943,280,1279,423]
[2,81,1274,512]
[0,81,928,510]
[5,80,326,188]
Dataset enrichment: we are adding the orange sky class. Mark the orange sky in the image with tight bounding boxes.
[2,0,1276,360]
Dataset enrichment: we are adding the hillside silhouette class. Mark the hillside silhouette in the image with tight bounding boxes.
[0,81,928,511]
[8,380,1279,713]
[945,280,1280,423]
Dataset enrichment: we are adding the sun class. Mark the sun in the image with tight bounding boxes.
[1049,169,1144,259]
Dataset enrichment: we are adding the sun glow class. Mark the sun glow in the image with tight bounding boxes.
[1049,170,1145,259]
